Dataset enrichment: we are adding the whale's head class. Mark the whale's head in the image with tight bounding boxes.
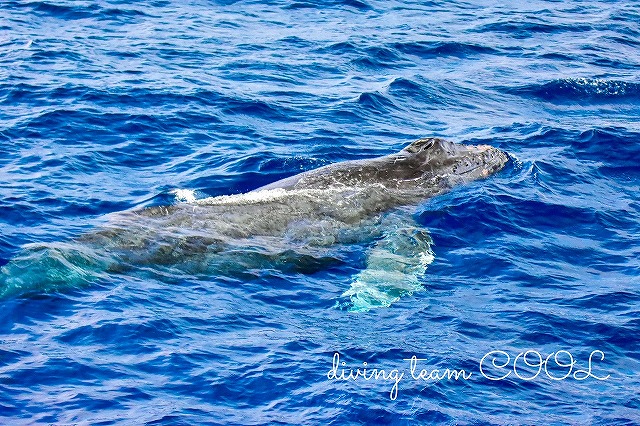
[399,137,508,191]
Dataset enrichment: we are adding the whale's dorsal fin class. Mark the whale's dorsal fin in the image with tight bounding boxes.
[403,137,441,154]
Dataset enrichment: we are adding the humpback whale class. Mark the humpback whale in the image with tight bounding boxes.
[0,138,508,311]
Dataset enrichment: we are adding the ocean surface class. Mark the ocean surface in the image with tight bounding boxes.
[1,0,639,424]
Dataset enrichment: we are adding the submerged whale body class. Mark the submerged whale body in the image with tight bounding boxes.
[0,138,508,311]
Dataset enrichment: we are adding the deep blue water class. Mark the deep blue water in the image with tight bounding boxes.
[1,0,639,424]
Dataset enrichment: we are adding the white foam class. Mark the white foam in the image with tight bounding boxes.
[172,189,197,203]
[195,187,348,206]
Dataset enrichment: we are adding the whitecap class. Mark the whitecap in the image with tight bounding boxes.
[171,188,198,203]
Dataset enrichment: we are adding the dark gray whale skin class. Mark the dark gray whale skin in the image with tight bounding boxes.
[0,138,508,303]
[258,137,506,195]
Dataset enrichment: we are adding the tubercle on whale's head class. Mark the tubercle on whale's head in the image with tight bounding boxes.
[402,137,442,154]
[401,137,508,188]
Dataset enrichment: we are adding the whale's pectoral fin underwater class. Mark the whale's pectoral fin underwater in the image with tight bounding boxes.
[0,137,508,309]
[339,212,434,312]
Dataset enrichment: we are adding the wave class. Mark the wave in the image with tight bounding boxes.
[318,41,495,70]
[0,83,298,142]
[387,77,451,106]
[356,91,397,113]
[284,0,373,11]
[509,78,640,103]
[352,46,405,69]
[392,41,498,58]
[5,1,149,22]
[472,20,593,38]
